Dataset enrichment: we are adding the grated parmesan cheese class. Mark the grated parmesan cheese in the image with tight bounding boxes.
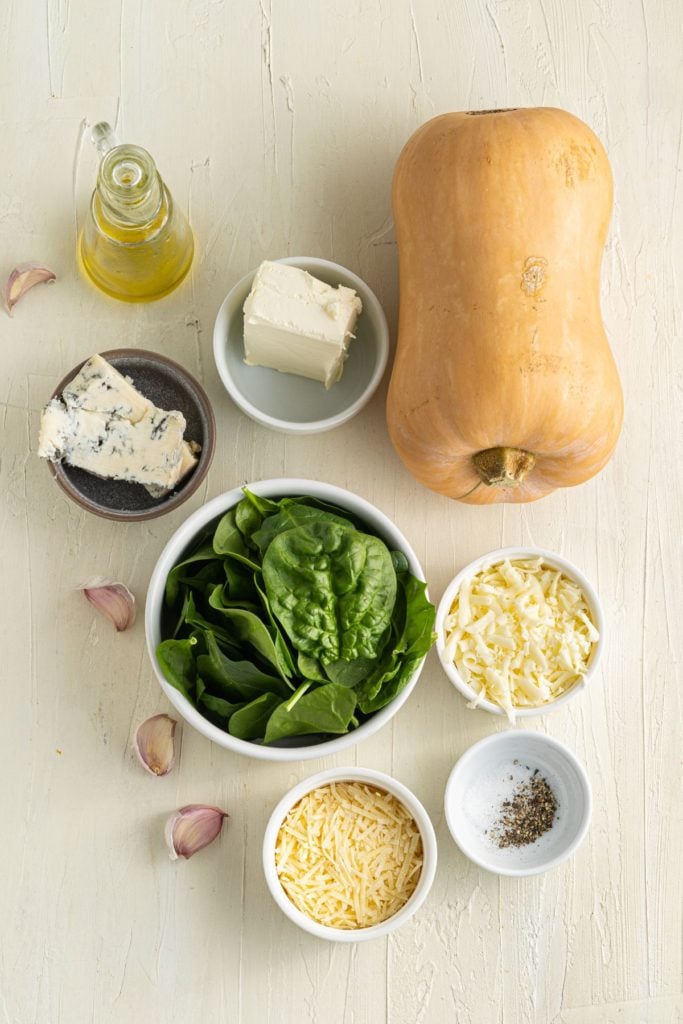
[443,558,599,719]
[275,782,423,930]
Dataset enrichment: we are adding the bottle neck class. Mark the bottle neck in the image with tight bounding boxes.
[95,144,165,228]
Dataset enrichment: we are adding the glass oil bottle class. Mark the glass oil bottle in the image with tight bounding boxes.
[78,125,194,302]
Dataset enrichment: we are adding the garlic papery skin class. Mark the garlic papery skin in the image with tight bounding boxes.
[80,577,136,631]
[5,263,56,315]
[134,714,178,777]
[165,805,228,860]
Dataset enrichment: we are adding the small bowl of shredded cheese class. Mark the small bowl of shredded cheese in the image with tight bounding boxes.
[436,547,604,720]
[263,767,437,941]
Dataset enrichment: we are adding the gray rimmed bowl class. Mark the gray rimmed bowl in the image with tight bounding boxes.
[44,348,215,522]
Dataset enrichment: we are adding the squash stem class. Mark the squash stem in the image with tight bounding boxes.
[471,447,536,487]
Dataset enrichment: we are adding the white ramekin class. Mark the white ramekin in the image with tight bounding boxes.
[435,546,604,718]
[262,766,437,941]
[444,730,592,876]
[145,479,430,760]
[212,257,389,435]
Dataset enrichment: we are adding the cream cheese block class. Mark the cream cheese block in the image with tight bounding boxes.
[243,261,362,388]
[38,354,199,493]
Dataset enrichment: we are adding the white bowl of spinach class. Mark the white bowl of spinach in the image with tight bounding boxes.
[145,479,436,760]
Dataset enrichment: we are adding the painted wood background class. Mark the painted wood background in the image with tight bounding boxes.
[1,1,680,1021]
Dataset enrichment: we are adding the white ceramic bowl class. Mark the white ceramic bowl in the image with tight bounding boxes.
[444,730,592,876]
[435,546,604,718]
[263,766,437,941]
[212,257,389,434]
[145,479,429,761]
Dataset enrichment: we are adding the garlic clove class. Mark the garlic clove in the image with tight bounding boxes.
[165,805,228,860]
[5,263,56,315]
[79,577,136,631]
[134,714,178,776]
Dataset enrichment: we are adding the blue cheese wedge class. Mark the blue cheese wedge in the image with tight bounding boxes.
[38,355,199,494]
[243,261,362,388]
[61,354,153,421]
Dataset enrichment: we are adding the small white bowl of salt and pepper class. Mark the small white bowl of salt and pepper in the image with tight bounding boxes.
[444,731,592,876]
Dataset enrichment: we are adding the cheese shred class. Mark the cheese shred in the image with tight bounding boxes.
[275,782,423,930]
[443,558,599,719]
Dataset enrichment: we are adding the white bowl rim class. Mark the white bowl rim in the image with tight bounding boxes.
[144,478,430,761]
[212,256,390,435]
[444,729,592,877]
[262,766,438,941]
[435,545,605,718]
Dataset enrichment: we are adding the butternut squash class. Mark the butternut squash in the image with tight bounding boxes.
[386,107,623,503]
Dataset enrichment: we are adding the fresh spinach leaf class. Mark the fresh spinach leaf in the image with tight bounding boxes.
[253,573,297,678]
[353,651,401,707]
[197,684,246,729]
[228,692,283,740]
[353,577,435,713]
[251,502,354,556]
[175,560,225,599]
[291,495,369,531]
[397,576,436,659]
[263,682,357,744]
[323,656,376,687]
[391,550,410,574]
[297,652,328,683]
[207,585,293,679]
[241,487,280,515]
[357,656,422,714]
[165,543,217,606]
[224,560,260,603]
[262,522,397,664]
[197,632,289,700]
[235,497,264,545]
[213,509,250,558]
[183,592,243,655]
[156,637,197,702]
[224,550,262,572]
[208,582,260,611]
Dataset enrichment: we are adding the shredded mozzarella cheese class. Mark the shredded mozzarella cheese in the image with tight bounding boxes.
[275,782,423,930]
[443,558,599,719]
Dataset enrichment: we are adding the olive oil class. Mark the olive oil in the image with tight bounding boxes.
[79,143,194,302]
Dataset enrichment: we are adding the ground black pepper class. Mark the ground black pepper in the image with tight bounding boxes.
[491,772,558,848]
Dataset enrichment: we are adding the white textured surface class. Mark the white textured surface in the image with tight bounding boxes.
[1,1,681,1022]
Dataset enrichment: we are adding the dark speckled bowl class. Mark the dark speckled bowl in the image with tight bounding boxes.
[45,349,215,522]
